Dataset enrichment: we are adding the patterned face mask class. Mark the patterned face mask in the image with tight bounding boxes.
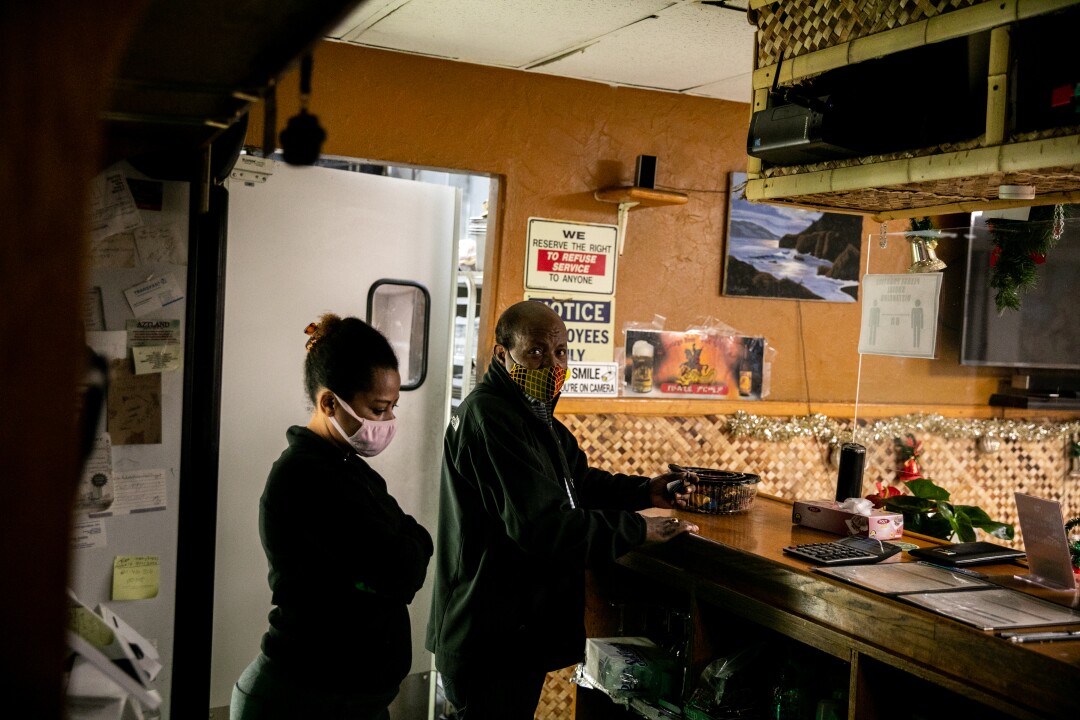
[507,355,566,403]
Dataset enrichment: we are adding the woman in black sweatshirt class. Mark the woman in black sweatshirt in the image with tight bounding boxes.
[231,314,433,720]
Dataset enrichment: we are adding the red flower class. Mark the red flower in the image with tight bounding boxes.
[990,245,1002,267]
[866,482,905,508]
[897,457,923,482]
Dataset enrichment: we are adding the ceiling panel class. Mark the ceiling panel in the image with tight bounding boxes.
[338,0,675,68]
[328,0,756,103]
[687,71,754,102]
[532,2,754,96]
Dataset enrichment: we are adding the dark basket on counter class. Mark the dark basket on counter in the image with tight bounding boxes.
[682,467,761,515]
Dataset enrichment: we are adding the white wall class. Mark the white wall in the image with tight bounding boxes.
[210,162,456,707]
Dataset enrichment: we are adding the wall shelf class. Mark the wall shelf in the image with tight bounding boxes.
[594,186,688,255]
[593,186,689,207]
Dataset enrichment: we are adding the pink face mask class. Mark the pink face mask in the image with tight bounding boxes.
[329,393,397,457]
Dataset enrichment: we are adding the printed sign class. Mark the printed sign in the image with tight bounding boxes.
[623,329,768,400]
[858,274,942,359]
[525,293,615,363]
[525,218,617,295]
[561,362,619,397]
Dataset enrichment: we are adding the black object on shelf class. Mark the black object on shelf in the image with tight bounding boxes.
[989,392,1080,410]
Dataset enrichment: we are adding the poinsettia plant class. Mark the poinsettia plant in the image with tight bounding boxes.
[868,477,1014,543]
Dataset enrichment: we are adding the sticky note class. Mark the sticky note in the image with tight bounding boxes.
[112,555,160,600]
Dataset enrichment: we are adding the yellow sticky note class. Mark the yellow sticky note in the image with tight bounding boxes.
[112,555,160,600]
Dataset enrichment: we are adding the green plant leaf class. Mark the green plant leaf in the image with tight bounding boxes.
[952,507,977,543]
[905,478,950,501]
[883,496,936,514]
[911,511,954,539]
[954,505,1016,540]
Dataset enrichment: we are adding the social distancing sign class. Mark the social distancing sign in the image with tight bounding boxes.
[525,218,617,295]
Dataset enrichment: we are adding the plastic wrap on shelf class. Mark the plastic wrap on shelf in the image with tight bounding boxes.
[683,643,774,719]
[583,637,677,702]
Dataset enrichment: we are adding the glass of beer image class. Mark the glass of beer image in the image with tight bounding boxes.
[630,340,654,393]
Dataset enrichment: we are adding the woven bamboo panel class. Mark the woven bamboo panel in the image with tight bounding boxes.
[562,413,1080,549]
[763,164,1080,214]
[752,0,986,67]
[535,666,576,720]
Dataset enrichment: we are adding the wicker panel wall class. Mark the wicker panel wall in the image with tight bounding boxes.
[561,412,1080,549]
[535,412,1079,718]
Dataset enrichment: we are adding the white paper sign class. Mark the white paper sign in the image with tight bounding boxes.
[88,170,142,242]
[858,274,943,358]
[560,362,620,397]
[76,433,114,514]
[524,293,615,363]
[89,469,168,517]
[135,223,187,266]
[127,319,183,373]
[124,274,184,317]
[525,218,617,295]
[72,519,107,550]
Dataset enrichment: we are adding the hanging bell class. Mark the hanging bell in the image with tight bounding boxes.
[908,237,947,273]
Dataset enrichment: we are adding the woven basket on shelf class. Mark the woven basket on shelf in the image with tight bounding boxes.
[534,665,576,720]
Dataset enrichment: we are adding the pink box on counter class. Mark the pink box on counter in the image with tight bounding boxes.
[792,500,904,540]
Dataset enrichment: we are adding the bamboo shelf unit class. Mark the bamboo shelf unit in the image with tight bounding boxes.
[744,0,1080,221]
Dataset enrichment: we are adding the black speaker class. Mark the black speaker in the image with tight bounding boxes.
[835,442,866,501]
[634,155,656,188]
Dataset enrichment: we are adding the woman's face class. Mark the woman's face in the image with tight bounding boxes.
[335,367,401,433]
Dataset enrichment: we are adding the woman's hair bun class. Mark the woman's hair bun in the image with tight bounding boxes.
[304,313,342,352]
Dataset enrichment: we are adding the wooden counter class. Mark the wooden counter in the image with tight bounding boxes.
[583,496,1080,719]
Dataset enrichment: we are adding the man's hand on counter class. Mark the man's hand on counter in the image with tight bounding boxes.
[641,515,700,545]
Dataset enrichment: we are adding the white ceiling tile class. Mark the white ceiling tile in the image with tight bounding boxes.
[532,2,755,91]
[343,0,676,67]
[329,0,411,40]
[687,71,753,103]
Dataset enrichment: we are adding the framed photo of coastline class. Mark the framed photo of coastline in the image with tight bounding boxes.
[723,172,864,302]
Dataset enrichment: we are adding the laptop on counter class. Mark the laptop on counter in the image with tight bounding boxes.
[1013,492,1079,591]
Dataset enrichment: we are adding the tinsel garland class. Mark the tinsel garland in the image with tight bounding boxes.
[727,411,1080,444]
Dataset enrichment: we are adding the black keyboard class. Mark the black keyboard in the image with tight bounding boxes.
[783,536,902,565]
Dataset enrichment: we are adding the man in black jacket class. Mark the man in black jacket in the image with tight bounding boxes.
[426,301,697,719]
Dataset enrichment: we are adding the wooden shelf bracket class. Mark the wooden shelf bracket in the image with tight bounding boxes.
[593,185,689,255]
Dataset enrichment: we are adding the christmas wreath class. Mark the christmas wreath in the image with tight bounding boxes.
[1067,515,1080,573]
[986,204,1069,314]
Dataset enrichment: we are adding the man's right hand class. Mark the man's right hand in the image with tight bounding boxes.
[641,515,699,545]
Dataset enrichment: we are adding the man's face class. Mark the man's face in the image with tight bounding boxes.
[496,314,569,371]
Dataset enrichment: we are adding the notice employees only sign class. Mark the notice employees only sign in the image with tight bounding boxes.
[525,218,617,295]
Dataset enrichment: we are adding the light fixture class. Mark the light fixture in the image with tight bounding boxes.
[908,237,947,273]
[998,184,1036,200]
[280,53,326,166]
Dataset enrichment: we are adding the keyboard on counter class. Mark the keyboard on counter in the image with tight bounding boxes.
[783,536,902,566]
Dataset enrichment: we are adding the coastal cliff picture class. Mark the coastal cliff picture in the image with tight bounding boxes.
[723,172,863,302]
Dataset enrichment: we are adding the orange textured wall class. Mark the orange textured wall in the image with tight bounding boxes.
[250,41,1005,406]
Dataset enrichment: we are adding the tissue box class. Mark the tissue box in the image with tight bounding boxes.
[584,637,676,700]
[792,500,904,540]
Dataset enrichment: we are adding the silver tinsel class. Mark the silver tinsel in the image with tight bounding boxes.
[727,411,1080,444]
